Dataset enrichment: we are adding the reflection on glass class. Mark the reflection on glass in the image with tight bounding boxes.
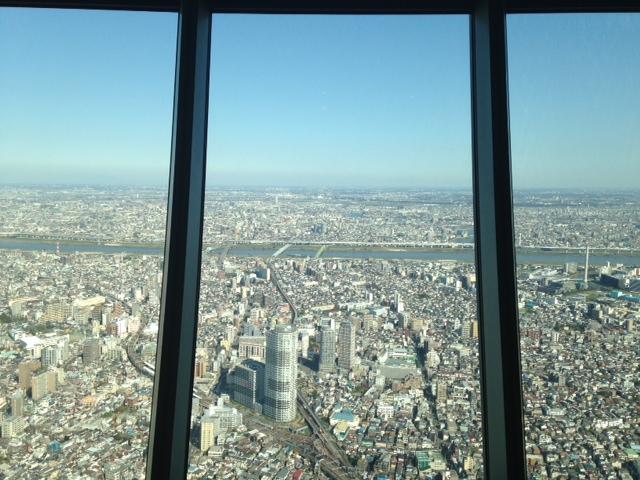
[188,14,484,479]
[508,13,640,479]
[0,8,176,478]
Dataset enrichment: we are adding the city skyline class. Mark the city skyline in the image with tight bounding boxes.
[2,184,640,478]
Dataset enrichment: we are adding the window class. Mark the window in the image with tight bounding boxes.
[1,1,638,479]
[187,13,483,478]
[0,7,176,478]
[508,13,640,478]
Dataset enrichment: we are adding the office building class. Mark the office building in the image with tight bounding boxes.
[194,357,208,378]
[200,415,220,452]
[205,399,243,431]
[1,415,27,439]
[18,359,40,390]
[320,317,335,330]
[42,345,61,368]
[461,320,479,339]
[72,296,106,322]
[264,325,297,422]
[11,389,25,417]
[238,335,266,362]
[42,302,71,323]
[229,359,265,410]
[31,371,50,401]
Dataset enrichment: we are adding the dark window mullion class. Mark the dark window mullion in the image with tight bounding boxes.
[146,0,211,478]
[208,0,473,14]
[471,1,526,479]
[506,0,640,13]
[0,0,179,12]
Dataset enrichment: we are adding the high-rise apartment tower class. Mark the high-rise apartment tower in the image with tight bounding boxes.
[264,325,297,422]
[338,320,355,372]
[319,326,337,373]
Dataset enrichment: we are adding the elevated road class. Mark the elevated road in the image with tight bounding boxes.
[267,260,298,323]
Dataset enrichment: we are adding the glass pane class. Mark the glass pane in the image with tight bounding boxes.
[189,14,484,479]
[0,8,176,478]
[508,13,640,479]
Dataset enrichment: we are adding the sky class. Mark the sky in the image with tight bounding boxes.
[0,9,639,188]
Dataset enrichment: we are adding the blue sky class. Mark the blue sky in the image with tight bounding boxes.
[0,9,176,186]
[507,14,640,190]
[0,9,638,188]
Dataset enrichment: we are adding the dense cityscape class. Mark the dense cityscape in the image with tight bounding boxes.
[1,186,639,480]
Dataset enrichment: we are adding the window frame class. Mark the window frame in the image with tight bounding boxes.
[2,0,640,479]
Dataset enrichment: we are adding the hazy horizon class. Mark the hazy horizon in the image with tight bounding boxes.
[1,181,639,194]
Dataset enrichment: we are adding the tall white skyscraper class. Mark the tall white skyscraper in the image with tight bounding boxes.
[264,325,297,422]
[319,326,337,373]
[338,320,355,372]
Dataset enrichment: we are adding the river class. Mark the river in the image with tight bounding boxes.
[0,238,638,266]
